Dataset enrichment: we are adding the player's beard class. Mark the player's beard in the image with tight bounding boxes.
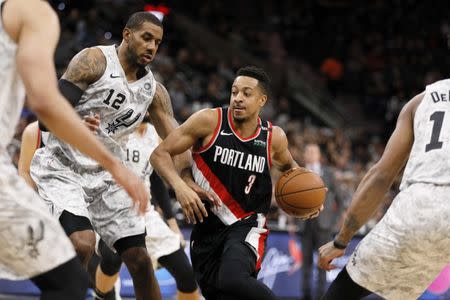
[232,114,247,124]
[125,43,145,68]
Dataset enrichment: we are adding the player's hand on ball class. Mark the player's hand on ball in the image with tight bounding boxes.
[110,162,149,215]
[318,241,345,271]
[299,204,324,220]
[174,183,208,224]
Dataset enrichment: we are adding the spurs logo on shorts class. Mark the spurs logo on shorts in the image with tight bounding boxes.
[26,221,45,258]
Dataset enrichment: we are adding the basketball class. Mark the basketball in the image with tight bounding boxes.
[275,167,327,218]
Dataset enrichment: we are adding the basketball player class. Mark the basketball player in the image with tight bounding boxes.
[30,12,182,300]
[0,0,149,299]
[18,118,200,300]
[318,85,450,299]
[151,66,322,299]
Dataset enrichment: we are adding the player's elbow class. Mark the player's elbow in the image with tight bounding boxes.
[150,146,163,167]
[366,164,395,188]
[25,86,60,115]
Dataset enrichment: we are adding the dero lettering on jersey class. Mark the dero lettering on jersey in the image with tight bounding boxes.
[431,91,450,103]
[213,145,266,173]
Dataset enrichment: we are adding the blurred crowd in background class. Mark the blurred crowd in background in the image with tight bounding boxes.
[8,0,450,235]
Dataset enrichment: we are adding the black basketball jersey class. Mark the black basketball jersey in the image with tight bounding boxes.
[192,107,273,226]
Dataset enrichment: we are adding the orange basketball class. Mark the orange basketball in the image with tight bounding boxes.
[275,167,327,218]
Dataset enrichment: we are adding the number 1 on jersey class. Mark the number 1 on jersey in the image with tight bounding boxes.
[425,111,445,152]
[245,174,256,194]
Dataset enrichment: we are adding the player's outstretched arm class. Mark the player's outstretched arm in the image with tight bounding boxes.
[18,122,39,190]
[318,93,424,271]
[13,0,148,214]
[151,109,216,224]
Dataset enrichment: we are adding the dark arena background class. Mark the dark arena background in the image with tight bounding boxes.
[1,0,450,299]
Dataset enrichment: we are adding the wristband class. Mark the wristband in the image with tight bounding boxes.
[333,239,347,249]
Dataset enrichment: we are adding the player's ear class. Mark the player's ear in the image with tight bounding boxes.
[123,28,131,42]
[259,94,267,108]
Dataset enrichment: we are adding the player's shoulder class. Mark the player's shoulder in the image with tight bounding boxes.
[270,125,288,151]
[3,0,57,43]
[193,107,221,121]
[271,125,287,140]
[397,92,425,124]
[21,121,39,142]
[183,108,220,133]
[62,47,106,85]
[73,47,106,65]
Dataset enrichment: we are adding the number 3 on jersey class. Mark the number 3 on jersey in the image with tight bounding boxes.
[245,174,256,194]
[425,111,445,152]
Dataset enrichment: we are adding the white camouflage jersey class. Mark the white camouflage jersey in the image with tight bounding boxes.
[37,45,157,170]
[0,0,25,150]
[401,79,450,189]
[126,123,159,188]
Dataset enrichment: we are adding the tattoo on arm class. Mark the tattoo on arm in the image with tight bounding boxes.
[62,48,106,90]
[153,82,174,117]
[148,82,178,139]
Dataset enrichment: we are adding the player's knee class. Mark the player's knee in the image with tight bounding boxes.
[121,247,152,275]
[69,231,95,265]
[114,234,152,277]
[217,244,254,291]
[158,248,197,293]
[98,239,122,276]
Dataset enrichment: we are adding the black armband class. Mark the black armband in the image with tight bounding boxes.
[58,79,84,107]
[333,239,348,250]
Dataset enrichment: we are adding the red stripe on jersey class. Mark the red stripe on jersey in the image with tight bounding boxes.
[228,108,261,141]
[256,228,269,270]
[267,122,273,169]
[193,153,254,219]
[36,128,41,150]
[195,108,222,153]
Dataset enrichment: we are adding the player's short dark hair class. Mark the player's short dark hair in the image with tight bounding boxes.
[125,12,163,31]
[236,66,271,97]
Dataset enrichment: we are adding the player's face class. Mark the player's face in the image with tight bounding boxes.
[230,76,267,123]
[126,22,163,67]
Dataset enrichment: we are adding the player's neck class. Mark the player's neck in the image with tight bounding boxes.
[116,44,142,82]
[231,116,259,138]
